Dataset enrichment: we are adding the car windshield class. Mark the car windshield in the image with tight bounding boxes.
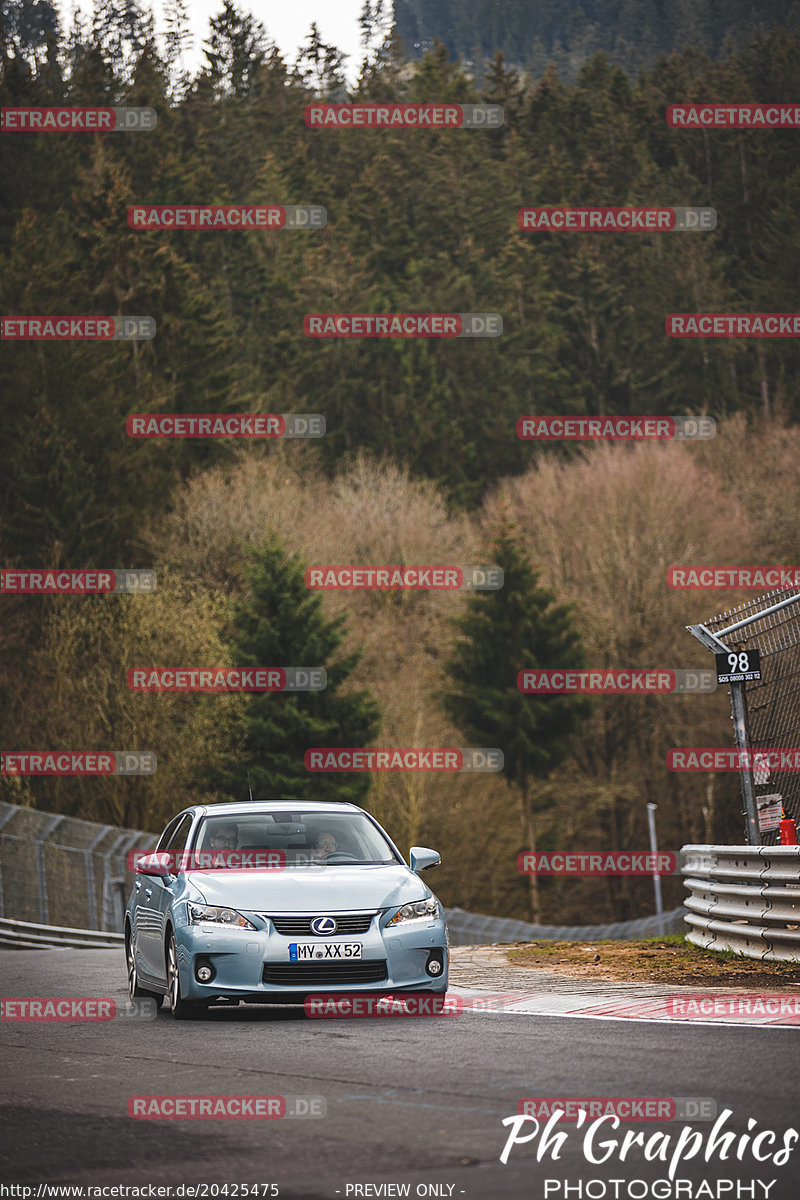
[193,810,400,867]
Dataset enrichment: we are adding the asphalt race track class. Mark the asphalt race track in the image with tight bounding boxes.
[1,950,798,1200]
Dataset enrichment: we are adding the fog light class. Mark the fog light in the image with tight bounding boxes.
[426,950,444,976]
[195,960,214,983]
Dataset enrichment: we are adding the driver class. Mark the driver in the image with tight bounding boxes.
[310,831,337,861]
[209,822,238,850]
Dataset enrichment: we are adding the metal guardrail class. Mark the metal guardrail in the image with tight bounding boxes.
[444,905,688,946]
[15,801,796,960]
[682,844,800,962]
[0,916,124,950]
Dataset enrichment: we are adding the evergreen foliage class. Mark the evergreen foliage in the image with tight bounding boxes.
[203,536,381,804]
[442,512,589,918]
[2,9,799,556]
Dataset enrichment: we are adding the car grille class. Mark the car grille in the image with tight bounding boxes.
[267,913,376,936]
[263,960,388,985]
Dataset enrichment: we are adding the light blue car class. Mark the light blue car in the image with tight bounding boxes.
[125,800,448,1019]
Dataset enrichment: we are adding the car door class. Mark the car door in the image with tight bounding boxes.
[137,812,193,981]
[133,814,178,981]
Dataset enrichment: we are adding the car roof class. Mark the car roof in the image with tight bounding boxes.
[190,800,364,818]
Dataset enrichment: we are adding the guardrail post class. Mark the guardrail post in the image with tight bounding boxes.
[84,825,112,930]
[646,802,664,929]
[101,832,130,931]
[35,814,66,925]
[730,682,760,846]
[0,805,19,919]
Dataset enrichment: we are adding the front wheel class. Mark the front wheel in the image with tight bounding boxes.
[166,931,204,1020]
[126,930,161,1004]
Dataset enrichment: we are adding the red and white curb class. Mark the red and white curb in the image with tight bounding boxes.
[449,946,800,1028]
[451,986,800,1027]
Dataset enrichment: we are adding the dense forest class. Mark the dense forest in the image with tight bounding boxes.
[1,0,799,921]
[394,0,800,82]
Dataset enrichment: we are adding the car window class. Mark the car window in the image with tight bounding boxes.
[164,813,193,852]
[156,815,182,851]
[193,811,400,865]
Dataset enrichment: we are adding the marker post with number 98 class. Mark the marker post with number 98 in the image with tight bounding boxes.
[715,649,762,684]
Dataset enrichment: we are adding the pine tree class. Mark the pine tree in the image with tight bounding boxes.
[201,0,267,99]
[441,511,590,920]
[294,21,347,97]
[208,535,381,805]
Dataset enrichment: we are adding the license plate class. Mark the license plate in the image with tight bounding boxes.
[289,941,363,961]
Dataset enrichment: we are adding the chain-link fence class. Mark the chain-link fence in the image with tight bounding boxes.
[689,588,800,845]
[0,801,156,932]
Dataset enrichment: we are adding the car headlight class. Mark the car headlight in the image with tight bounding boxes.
[188,904,255,929]
[387,898,440,926]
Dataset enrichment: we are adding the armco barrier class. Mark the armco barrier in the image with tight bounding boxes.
[0,800,703,949]
[0,800,156,932]
[682,844,800,962]
[0,916,124,950]
[443,905,688,946]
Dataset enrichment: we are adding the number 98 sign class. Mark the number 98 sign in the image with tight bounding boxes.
[715,648,762,684]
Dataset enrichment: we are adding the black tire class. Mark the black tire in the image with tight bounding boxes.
[126,928,162,1004]
[166,930,205,1020]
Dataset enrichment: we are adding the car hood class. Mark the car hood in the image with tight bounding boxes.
[186,864,430,912]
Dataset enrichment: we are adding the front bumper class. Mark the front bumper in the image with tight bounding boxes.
[174,908,449,1002]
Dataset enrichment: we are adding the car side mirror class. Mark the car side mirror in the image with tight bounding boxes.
[135,851,174,878]
[409,846,441,873]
